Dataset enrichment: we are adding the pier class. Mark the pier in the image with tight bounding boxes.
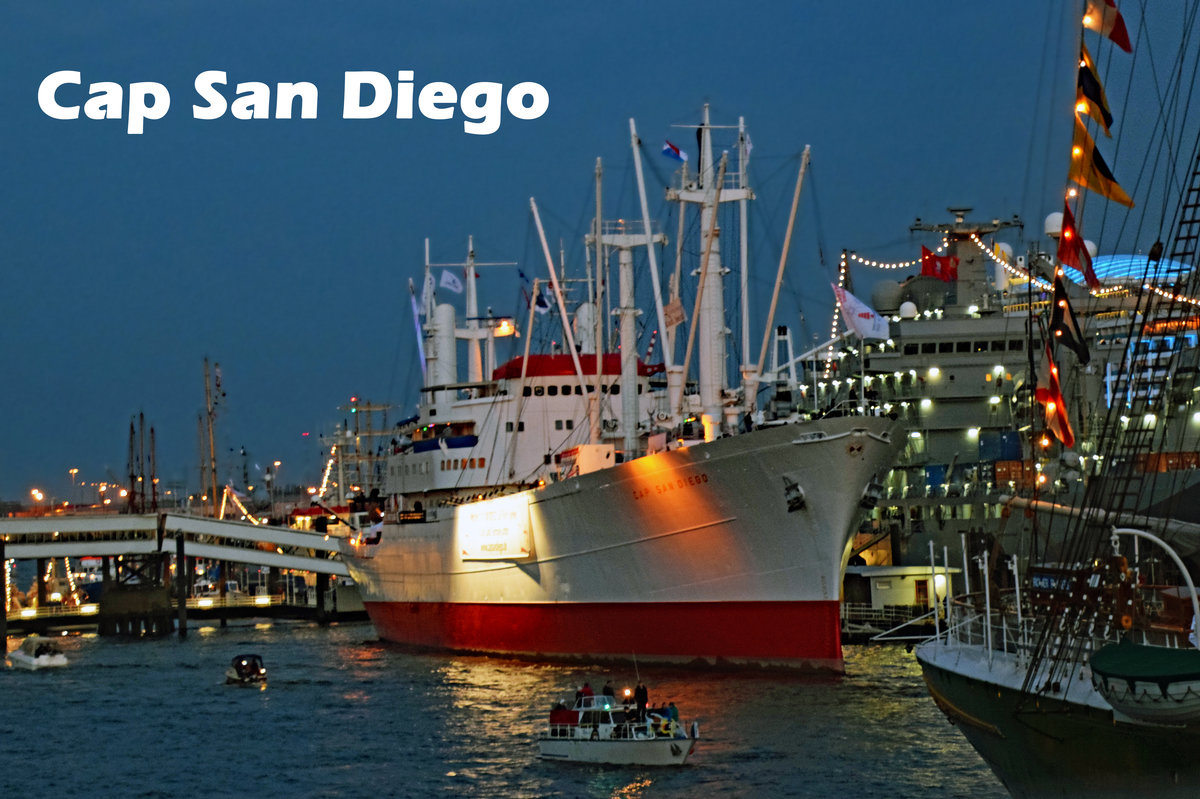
[1,512,358,638]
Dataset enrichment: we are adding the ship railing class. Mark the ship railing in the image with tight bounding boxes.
[864,605,943,642]
[819,399,891,419]
[543,720,674,740]
[600,219,662,237]
[939,598,1192,661]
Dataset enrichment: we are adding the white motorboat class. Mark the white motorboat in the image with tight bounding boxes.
[8,637,68,671]
[538,693,697,766]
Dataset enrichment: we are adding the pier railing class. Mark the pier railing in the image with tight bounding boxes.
[5,594,294,622]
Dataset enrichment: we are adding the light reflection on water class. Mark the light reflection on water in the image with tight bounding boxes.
[0,624,1005,798]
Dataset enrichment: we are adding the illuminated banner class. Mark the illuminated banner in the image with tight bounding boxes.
[456,492,535,561]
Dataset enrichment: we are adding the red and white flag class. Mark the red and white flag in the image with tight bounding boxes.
[1083,0,1132,53]
[832,284,890,340]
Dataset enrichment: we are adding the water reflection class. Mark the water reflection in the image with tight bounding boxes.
[0,625,1006,798]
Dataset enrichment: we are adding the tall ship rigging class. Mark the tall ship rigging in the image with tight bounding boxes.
[336,108,902,671]
[897,2,1200,794]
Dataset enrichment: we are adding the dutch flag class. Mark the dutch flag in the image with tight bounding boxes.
[662,140,689,163]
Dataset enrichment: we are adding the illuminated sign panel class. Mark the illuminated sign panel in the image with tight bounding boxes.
[456,492,534,561]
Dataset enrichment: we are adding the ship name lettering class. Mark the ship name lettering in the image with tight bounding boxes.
[633,472,710,500]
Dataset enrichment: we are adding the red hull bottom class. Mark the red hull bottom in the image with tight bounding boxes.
[363,600,844,671]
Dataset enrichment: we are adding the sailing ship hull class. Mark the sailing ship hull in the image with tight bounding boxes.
[917,642,1200,798]
[342,415,901,671]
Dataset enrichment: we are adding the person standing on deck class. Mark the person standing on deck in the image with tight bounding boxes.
[634,681,648,720]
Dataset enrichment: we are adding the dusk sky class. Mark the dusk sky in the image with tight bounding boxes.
[4,1,1163,504]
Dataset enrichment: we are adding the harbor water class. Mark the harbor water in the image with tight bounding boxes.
[1,622,1006,798]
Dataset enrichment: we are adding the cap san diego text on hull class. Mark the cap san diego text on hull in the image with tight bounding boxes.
[336,108,902,671]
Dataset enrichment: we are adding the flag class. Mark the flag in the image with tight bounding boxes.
[1057,201,1100,289]
[832,283,890,340]
[1070,116,1134,207]
[1036,340,1075,448]
[534,285,551,315]
[920,245,959,282]
[1083,0,1132,53]
[439,269,464,294]
[662,140,689,163]
[1077,43,1113,137]
[408,278,426,376]
[1050,274,1091,364]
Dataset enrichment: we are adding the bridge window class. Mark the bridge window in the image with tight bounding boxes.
[555,420,563,430]
[611,384,620,395]
[562,384,572,395]
[478,457,486,468]
[565,419,574,430]
[506,422,514,432]
[1009,340,1024,351]
[956,341,971,352]
[523,386,532,397]
[904,343,919,355]
[534,386,545,396]
[921,343,936,354]
[973,341,988,352]
[939,342,953,353]
[548,385,558,396]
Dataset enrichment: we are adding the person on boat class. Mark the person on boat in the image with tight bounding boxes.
[668,702,679,722]
[1191,613,1197,647]
[602,681,615,697]
[634,681,648,720]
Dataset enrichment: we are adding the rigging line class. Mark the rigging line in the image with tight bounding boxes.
[1022,2,1066,236]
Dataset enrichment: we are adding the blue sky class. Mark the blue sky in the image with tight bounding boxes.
[0,1,1113,502]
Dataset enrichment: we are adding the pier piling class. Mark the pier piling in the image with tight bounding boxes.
[176,534,187,640]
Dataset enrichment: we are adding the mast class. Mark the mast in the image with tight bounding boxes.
[667,105,753,435]
[203,358,219,518]
[738,116,752,407]
[752,145,811,412]
[590,158,604,444]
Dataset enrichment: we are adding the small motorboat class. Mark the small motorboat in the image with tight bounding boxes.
[538,693,698,765]
[225,653,267,685]
[8,636,68,671]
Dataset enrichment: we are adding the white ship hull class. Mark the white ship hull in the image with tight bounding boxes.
[341,415,901,670]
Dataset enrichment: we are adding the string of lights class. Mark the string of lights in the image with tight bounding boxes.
[845,237,950,270]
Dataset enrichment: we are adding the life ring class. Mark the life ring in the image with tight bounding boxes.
[1120,614,1133,629]
[658,719,671,736]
